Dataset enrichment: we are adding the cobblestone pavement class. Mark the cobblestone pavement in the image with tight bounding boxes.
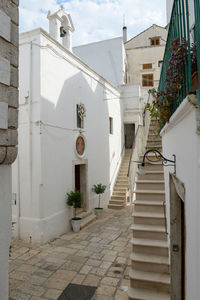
[9,206,132,300]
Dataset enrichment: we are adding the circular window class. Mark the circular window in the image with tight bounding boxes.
[76,135,85,157]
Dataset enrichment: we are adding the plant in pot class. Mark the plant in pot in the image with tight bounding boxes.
[66,190,83,233]
[92,183,106,218]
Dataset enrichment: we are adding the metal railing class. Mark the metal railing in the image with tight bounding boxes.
[159,0,197,112]
[194,0,200,108]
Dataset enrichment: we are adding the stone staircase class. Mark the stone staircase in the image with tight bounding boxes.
[128,119,170,300]
[108,149,131,209]
[76,209,96,230]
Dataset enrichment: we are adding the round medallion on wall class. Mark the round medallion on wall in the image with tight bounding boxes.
[76,135,86,157]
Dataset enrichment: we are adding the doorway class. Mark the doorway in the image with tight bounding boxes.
[124,124,135,149]
[74,163,87,210]
[170,174,185,300]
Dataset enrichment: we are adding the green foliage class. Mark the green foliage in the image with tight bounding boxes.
[147,38,189,129]
[92,184,106,208]
[92,184,106,195]
[66,190,83,217]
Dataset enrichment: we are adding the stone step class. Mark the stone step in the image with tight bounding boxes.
[109,199,125,205]
[111,195,125,200]
[131,223,167,240]
[141,163,163,171]
[132,211,165,226]
[112,191,126,196]
[131,238,169,256]
[129,269,170,292]
[128,287,170,300]
[133,200,164,213]
[136,180,165,190]
[108,203,124,209]
[80,213,96,229]
[115,183,128,189]
[130,252,169,273]
[138,171,164,180]
[146,146,162,152]
[134,189,165,201]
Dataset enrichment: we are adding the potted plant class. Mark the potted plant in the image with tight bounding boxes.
[66,190,83,232]
[92,183,106,217]
[191,43,198,91]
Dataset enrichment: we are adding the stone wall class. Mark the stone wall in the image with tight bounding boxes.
[0,0,18,165]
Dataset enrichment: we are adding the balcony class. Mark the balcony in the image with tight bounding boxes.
[158,0,200,122]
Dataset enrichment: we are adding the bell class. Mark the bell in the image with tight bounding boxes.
[60,26,66,37]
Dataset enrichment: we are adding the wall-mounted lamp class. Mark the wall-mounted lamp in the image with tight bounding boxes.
[134,149,176,175]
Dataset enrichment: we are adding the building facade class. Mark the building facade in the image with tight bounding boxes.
[0,1,19,299]
[160,0,200,298]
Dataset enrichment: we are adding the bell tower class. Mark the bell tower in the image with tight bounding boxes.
[47,5,75,52]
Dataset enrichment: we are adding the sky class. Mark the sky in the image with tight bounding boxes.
[19,0,167,46]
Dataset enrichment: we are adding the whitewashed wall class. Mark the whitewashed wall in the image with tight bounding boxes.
[161,98,200,300]
[12,29,123,243]
[73,37,125,88]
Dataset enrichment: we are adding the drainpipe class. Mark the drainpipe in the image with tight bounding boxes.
[29,42,33,218]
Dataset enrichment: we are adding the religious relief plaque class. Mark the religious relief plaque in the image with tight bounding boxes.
[76,135,85,157]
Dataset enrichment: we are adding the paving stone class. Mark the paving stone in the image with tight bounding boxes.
[82,274,101,287]
[50,269,76,281]
[116,256,127,264]
[15,264,37,274]
[96,284,116,296]
[44,277,70,290]
[43,288,62,299]
[33,268,54,278]
[19,250,40,261]
[9,278,22,290]
[94,294,112,300]
[102,255,116,262]
[30,297,47,300]
[90,267,107,276]
[36,261,62,271]
[9,270,31,281]
[9,290,31,300]
[114,289,129,300]
[79,265,92,274]
[16,282,45,297]
[86,259,101,267]
[100,276,120,286]
[71,274,86,284]
[27,275,47,286]
[99,261,112,270]
[61,260,83,271]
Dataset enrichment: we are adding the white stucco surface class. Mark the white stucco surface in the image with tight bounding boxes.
[0,166,11,300]
[12,28,124,243]
[73,37,125,88]
[161,98,200,300]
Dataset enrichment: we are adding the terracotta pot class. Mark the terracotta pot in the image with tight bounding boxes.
[192,71,198,91]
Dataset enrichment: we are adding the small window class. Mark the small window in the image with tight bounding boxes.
[143,63,152,70]
[77,105,84,128]
[150,38,160,46]
[142,74,154,87]
[109,117,113,134]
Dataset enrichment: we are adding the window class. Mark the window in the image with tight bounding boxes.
[142,74,154,87]
[150,38,160,46]
[77,105,84,128]
[143,63,152,70]
[109,117,113,134]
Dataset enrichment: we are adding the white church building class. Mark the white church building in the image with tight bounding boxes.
[12,6,166,243]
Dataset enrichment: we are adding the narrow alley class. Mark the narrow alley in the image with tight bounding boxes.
[9,207,132,300]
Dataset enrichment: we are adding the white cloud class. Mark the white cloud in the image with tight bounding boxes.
[19,0,166,46]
